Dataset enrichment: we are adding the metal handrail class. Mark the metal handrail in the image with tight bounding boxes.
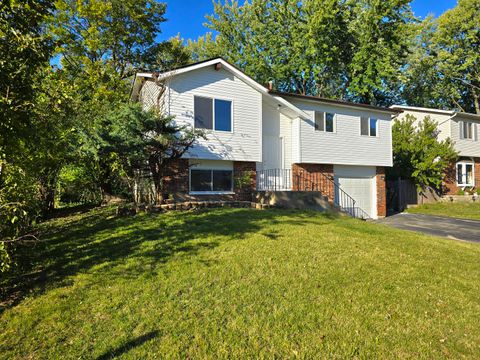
[256,168,371,219]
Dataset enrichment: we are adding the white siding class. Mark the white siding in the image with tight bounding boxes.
[287,98,393,167]
[450,116,480,157]
[397,110,480,157]
[260,102,293,170]
[166,66,262,162]
[395,109,452,142]
[139,79,162,111]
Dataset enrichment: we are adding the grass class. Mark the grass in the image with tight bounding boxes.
[407,201,480,220]
[1,206,480,359]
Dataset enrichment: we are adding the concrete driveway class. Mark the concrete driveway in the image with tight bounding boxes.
[377,213,480,242]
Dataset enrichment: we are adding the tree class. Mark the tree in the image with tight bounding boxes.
[389,115,458,191]
[100,103,205,204]
[434,0,480,114]
[188,0,416,104]
[0,0,54,158]
[346,0,415,105]
[402,0,480,114]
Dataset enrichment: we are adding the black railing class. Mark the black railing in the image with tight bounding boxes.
[256,168,371,220]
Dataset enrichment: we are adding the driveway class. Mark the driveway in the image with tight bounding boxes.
[377,213,480,242]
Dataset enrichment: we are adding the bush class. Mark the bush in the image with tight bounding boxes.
[457,188,465,196]
[57,164,102,206]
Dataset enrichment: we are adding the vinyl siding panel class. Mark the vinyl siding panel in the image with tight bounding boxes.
[450,116,480,157]
[287,98,393,167]
[139,79,162,111]
[166,66,262,162]
[396,110,452,141]
[397,110,480,157]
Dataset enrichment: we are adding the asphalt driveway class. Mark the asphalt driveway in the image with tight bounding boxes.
[377,213,480,242]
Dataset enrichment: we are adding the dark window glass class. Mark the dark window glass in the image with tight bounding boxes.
[370,118,377,137]
[214,99,232,131]
[463,121,473,139]
[190,170,211,191]
[457,164,463,184]
[194,96,213,129]
[325,113,334,132]
[213,170,233,191]
[315,111,324,131]
[361,116,369,136]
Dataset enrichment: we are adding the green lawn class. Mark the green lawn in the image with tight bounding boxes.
[407,201,480,220]
[1,207,480,359]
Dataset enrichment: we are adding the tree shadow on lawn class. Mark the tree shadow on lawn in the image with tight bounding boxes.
[1,207,334,311]
[95,330,160,360]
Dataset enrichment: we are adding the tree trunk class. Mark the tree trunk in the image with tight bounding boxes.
[149,156,165,205]
[39,177,56,213]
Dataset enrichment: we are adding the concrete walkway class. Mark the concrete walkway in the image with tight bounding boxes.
[377,213,480,243]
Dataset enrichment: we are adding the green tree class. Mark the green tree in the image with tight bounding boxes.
[402,0,480,114]
[99,103,204,204]
[347,0,415,105]
[188,0,415,104]
[389,115,458,191]
[0,0,54,158]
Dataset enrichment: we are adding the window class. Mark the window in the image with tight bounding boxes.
[190,169,233,192]
[194,96,232,131]
[361,117,377,137]
[456,162,474,186]
[314,111,334,133]
[460,121,474,140]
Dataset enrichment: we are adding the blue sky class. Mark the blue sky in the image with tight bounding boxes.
[160,0,458,42]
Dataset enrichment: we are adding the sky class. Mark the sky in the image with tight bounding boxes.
[160,0,459,42]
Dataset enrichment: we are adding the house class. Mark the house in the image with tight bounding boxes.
[131,58,400,219]
[391,105,480,195]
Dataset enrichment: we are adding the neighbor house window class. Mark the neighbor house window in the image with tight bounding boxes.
[190,169,233,192]
[314,111,335,132]
[194,96,232,131]
[460,121,475,140]
[456,162,474,186]
[361,117,377,137]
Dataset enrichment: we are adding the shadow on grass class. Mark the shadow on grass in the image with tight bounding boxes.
[95,330,160,360]
[0,206,338,311]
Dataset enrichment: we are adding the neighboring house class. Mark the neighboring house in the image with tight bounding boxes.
[131,58,399,219]
[391,105,480,195]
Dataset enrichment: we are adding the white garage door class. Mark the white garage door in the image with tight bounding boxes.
[334,165,376,219]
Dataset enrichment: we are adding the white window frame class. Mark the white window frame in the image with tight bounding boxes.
[314,111,336,133]
[193,95,234,133]
[456,161,475,187]
[360,117,378,137]
[189,169,235,194]
[460,121,475,141]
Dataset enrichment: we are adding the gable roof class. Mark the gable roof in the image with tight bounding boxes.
[274,91,401,115]
[132,58,310,120]
[391,105,480,121]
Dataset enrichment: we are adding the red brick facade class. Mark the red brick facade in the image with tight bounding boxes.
[443,157,480,195]
[291,163,335,202]
[376,167,387,218]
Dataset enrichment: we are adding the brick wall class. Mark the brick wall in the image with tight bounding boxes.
[292,163,335,202]
[376,167,387,218]
[443,157,480,195]
[162,159,257,202]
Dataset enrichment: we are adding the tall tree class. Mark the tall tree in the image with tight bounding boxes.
[0,0,54,158]
[188,0,352,97]
[402,0,480,113]
[434,0,480,114]
[346,0,415,105]
[188,0,416,104]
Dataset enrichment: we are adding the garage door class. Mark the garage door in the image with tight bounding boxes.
[334,165,376,219]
